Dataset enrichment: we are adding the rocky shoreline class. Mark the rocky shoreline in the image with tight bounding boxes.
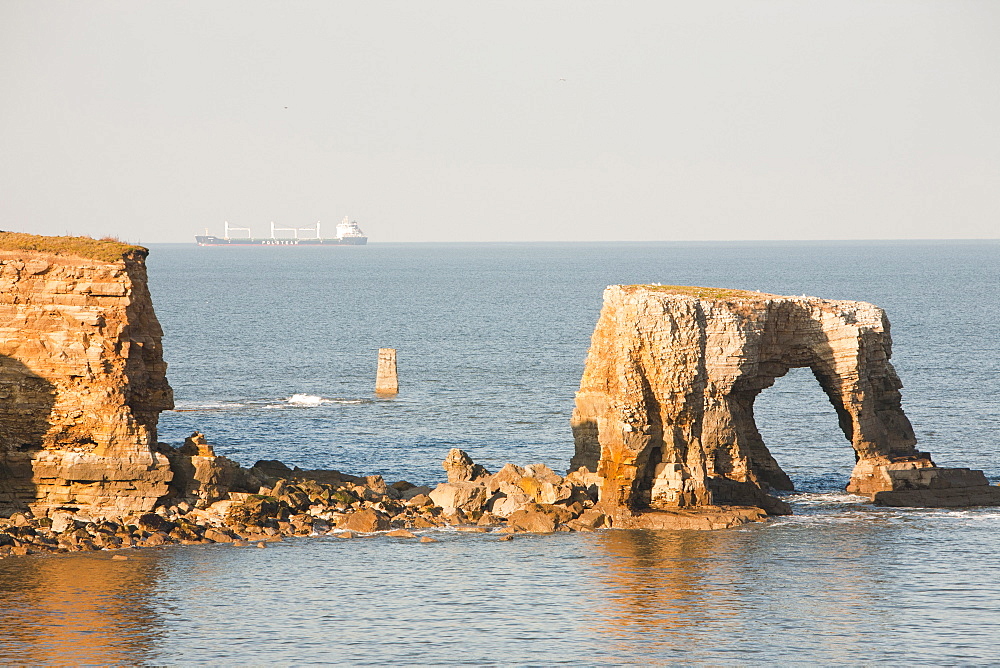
[0,442,774,559]
[0,447,621,558]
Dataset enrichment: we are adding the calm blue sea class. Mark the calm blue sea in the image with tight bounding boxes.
[1,241,999,665]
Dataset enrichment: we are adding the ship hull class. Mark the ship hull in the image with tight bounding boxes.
[195,236,367,246]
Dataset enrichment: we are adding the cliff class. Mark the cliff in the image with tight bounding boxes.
[571,285,1000,524]
[0,234,174,516]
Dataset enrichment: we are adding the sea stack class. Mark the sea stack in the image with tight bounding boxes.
[0,233,174,517]
[375,348,398,395]
[570,285,1000,525]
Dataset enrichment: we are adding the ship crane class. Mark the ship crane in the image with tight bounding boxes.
[270,221,322,239]
[223,221,251,240]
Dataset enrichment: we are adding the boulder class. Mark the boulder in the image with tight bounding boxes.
[523,464,562,484]
[401,486,432,501]
[251,460,294,479]
[165,436,242,508]
[338,508,390,533]
[226,496,280,527]
[508,509,557,534]
[203,528,235,543]
[49,512,78,534]
[429,482,488,515]
[178,431,215,457]
[476,512,503,527]
[442,448,490,483]
[386,528,417,538]
[488,482,533,518]
[137,513,175,534]
[570,508,606,530]
[488,463,526,492]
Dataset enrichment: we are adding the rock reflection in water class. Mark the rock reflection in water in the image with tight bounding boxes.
[591,523,894,663]
[0,553,163,665]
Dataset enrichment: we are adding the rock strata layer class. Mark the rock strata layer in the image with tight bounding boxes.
[0,241,174,516]
[570,285,1000,519]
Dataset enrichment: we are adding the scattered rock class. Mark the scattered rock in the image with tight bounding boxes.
[338,508,390,533]
[0,439,612,559]
[419,536,438,543]
[405,493,432,507]
[573,508,606,529]
[401,487,433,502]
[252,460,294,479]
[49,512,78,534]
[476,512,502,527]
[137,513,175,534]
[508,509,557,534]
[429,482,488,515]
[386,529,417,538]
[142,532,169,547]
[442,448,490,483]
[178,431,215,457]
[203,528,234,543]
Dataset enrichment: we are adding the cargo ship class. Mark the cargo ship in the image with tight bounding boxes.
[195,217,367,246]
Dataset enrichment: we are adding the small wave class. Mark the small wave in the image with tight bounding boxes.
[171,394,371,411]
[893,508,1000,522]
[785,491,869,506]
[171,400,248,412]
[283,394,371,407]
[286,393,331,406]
[768,511,882,527]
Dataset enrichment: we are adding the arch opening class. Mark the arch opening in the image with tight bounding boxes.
[751,367,857,494]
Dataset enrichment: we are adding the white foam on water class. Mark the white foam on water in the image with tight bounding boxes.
[782,491,869,507]
[286,393,331,406]
[768,512,881,527]
[283,394,371,407]
[171,400,247,411]
[175,394,372,411]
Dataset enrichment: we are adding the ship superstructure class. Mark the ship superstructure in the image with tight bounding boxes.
[195,217,368,246]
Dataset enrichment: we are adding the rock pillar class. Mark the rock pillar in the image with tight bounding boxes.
[375,348,398,395]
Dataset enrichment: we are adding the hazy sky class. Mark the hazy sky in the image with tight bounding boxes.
[2,1,998,243]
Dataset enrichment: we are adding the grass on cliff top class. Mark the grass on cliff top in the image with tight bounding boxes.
[628,284,771,300]
[0,232,146,263]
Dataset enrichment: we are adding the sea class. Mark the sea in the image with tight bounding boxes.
[1,240,998,665]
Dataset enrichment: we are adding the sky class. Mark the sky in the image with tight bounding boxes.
[1,1,998,243]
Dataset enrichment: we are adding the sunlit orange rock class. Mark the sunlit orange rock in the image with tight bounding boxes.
[571,284,1000,522]
[0,235,173,516]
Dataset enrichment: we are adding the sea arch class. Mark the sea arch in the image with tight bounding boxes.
[569,285,927,517]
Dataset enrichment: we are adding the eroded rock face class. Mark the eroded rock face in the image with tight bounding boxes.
[571,285,1000,519]
[161,432,246,509]
[0,245,174,516]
